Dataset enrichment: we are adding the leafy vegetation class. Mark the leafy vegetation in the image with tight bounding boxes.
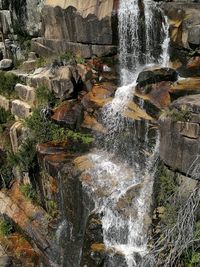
[180,220,200,267]
[36,85,57,107]
[155,164,178,206]
[46,199,58,217]
[25,108,93,145]
[0,72,19,98]
[160,106,191,122]
[20,184,39,204]
[0,108,14,137]
[0,218,13,236]
[8,138,37,172]
[59,51,85,64]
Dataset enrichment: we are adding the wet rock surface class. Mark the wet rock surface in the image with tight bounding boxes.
[136,68,178,89]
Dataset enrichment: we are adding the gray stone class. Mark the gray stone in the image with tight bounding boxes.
[159,94,200,179]
[188,26,200,46]
[0,59,13,70]
[0,256,12,267]
[11,99,31,118]
[177,121,199,139]
[31,38,92,58]
[91,45,117,57]
[10,121,24,152]
[28,52,37,60]
[15,83,36,105]
[42,3,117,45]
[22,59,37,71]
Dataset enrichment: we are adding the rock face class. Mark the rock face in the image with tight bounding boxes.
[0,0,44,37]
[159,94,200,178]
[36,143,95,267]
[15,83,36,105]
[28,66,81,100]
[32,0,118,57]
[162,3,200,76]
[0,183,61,267]
[11,99,31,119]
[52,100,84,130]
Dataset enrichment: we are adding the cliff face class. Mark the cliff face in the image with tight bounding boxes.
[0,0,200,267]
[162,2,200,76]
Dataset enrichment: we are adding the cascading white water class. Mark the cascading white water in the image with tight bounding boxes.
[81,0,169,266]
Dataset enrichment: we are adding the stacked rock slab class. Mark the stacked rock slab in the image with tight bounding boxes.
[32,0,118,58]
[159,94,200,178]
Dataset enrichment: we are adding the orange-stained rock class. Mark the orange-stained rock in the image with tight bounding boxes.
[82,84,114,109]
[187,56,200,68]
[52,100,84,130]
[0,183,61,267]
[169,78,200,96]
[37,141,68,155]
[82,112,106,133]
[148,81,172,108]
[0,233,39,266]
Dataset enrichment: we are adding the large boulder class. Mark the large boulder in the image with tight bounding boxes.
[51,100,84,130]
[11,99,31,119]
[0,59,13,70]
[15,83,36,105]
[162,3,200,76]
[159,94,200,178]
[136,68,178,89]
[28,66,81,100]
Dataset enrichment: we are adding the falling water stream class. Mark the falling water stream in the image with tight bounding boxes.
[81,0,169,266]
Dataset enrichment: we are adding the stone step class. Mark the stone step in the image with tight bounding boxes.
[15,83,36,105]
[11,99,31,119]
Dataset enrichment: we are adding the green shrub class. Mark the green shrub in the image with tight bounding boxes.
[0,108,13,124]
[161,106,191,122]
[59,51,74,62]
[46,199,58,217]
[59,51,85,64]
[155,165,178,206]
[0,218,13,236]
[8,138,37,172]
[20,184,38,203]
[25,108,94,145]
[0,163,13,188]
[36,85,57,107]
[0,72,19,98]
[76,56,85,64]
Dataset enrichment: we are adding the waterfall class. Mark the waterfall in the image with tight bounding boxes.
[81,0,169,266]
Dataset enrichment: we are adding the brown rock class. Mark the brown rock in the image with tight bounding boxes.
[187,56,200,69]
[51,100,84,130]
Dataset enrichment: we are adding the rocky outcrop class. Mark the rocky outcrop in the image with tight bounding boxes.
[27,66,81,100]
[31,0,118,57]
[159,94,200,178]
[36,142,94,266]
[11,99,31,119]
[0,0,44,37]
[15,83,36,105]
[52,100,84,130]
[162,3,200,76]
[0,183,61,267]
